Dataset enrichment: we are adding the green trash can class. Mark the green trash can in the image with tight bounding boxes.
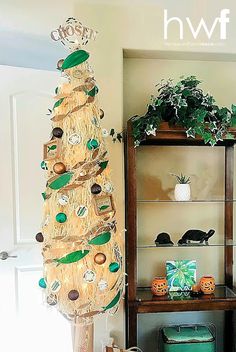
[160,325,215,352]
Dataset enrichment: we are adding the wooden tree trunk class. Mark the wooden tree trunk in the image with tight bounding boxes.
[72,318,94,352]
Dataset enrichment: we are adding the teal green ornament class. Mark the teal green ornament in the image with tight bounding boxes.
[39,278,47,289]
[87,139,99,150]
[109,262,120,273]
[41,161,48,170]
[56,212,67,223]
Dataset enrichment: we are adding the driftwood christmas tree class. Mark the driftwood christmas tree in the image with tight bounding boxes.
[36,19,124,352]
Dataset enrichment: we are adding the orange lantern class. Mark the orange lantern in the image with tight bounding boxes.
[199,276,215,294]
[151,277,168,296]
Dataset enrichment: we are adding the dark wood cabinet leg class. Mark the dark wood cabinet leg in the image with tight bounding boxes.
[224,310,235,352]
[127,305,137,348]
[225,146,234,288]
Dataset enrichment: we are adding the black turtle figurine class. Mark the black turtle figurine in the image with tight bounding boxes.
[178,229,215,245]
[155,232,174,246]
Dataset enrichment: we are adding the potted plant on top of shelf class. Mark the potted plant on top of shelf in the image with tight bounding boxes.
[132,75,236,147]
[171,173,191,201]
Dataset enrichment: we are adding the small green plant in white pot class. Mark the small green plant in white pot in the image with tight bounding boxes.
[171,173,191,201]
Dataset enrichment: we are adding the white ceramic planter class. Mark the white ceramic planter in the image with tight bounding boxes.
[174,184,191,201]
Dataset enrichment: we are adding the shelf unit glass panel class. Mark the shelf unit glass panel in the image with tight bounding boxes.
[136,285,236,302]
[137,199,235,203]
[137,202,225,247]
[137,246,224,287]
[136,146,225,202]
[137,241,236,248]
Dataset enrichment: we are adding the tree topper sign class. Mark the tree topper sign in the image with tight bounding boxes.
[51,17,98,51]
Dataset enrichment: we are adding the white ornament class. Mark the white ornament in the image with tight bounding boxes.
[58,194,69,206]
[86,64,94,75]
[68,133,81,145]
[75,205,88,218]
[91,116,99,127]
[104,182,113,193]
[47,293,57,306]
[102,128,109,137]
[98,279,108,291]
[58,75,70,87]
[83,270,96,283]
[73,69,83,79]
[50,279,61,293]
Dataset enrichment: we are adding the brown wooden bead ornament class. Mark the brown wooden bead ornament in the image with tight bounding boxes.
[68,289,79,301]
[99,109,104,119]
[94,253,106,265]
[35,232,44,242]
[52,127,63,138]
[57,59,64,70]
[91,183,102,195]
[53,162,66,174]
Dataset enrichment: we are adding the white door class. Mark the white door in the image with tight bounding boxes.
[0,65,72,352]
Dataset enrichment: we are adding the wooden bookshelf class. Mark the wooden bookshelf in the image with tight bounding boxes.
[125,119,236,351]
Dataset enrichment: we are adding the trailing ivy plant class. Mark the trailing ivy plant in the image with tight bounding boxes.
[132,76,236,147]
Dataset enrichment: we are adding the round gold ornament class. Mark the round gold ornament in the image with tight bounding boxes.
[94,253,106,265]
[53,162,66,174]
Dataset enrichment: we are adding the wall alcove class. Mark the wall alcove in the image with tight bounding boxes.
[123,49,236,352]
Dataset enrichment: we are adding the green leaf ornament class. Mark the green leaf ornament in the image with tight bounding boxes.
[103,290,121,311]
[55,250,89,264]
[89,232,111,245]
[62,50,89,69]
[48,172,73,190]
[53,98,64,109]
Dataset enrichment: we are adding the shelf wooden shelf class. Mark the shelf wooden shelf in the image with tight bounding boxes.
[125,119,236,350]
[139,122,236,146]
[137,242,236,248]
[137,199,236,203]
[135,286,236,313]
